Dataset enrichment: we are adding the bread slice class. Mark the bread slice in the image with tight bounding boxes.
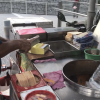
[16,73,29,87]
[24,71,37,86]
[16,74,24,87]
[22,72,30,87]
[16,71,37,87]
[30,71,37,86]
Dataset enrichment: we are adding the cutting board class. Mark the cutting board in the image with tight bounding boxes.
[27,49,54,61]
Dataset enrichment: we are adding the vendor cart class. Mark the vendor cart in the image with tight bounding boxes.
[4,17,100,100]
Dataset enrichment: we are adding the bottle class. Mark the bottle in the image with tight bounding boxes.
[4,20,12,39]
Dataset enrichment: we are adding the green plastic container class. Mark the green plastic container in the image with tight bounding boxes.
[84,48,100,60]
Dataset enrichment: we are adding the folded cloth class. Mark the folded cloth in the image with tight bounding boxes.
[43,70,65,90]
[34,58,56,63]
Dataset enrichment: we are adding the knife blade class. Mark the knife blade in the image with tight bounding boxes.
[27,35,40,47]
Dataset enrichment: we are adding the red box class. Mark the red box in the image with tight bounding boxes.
[16,27,47,42]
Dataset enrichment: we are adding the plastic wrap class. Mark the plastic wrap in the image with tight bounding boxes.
[89,65,100,91]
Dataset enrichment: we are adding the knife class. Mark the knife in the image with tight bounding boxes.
[27,35,40,47]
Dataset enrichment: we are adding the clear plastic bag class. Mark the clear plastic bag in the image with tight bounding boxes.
[89,65,100,91]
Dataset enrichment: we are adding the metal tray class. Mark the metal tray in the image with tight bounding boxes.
[45,40,82,59]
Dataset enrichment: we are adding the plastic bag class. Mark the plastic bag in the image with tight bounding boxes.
[20,53,34,71]
[73,6,77,9]
[89,65,100,91]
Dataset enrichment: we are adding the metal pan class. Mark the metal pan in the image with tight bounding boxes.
[63,60,100,98]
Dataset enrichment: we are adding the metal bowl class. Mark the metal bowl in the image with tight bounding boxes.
[63,60,100,98]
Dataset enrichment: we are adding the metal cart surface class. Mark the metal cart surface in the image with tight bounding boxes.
[34,57,100,100]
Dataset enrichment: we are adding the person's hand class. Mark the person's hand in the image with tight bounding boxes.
[18,39,31,53]
[0,36,9,42]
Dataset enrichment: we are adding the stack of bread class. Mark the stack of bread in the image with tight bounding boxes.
[16,71,37,87]
[65,31,82,43]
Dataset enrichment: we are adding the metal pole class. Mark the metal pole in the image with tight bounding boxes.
[10,0,12,13]
[25,0,27,14]
[54,8,87,17]
[96,0,98,4]
[87,0,96,31]
[58,1,62,27]
[45,2,47,15]
[96,0,99,11]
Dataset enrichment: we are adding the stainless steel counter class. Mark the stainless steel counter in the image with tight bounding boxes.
[34,57,100,100]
